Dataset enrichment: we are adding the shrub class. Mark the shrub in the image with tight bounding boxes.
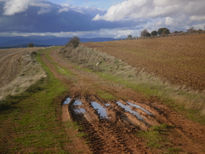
[158,28,170,36]
[127,35,133,40]
[151,31,158,37]
[66,36,80,48]
[141,29,151,38]
[28,43,34,47]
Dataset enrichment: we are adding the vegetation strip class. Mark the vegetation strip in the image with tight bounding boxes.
[0,48,79,153]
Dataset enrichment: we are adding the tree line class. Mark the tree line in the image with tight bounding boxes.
[141,28,170,38]
[127,26,205,40]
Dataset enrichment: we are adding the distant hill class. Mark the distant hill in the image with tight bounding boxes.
[0,36,116,48]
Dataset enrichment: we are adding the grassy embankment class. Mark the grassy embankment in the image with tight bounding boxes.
[61,45,205,125]
[0,48,81,153]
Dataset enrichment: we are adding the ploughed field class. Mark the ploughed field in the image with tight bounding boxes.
[85,33,205,91]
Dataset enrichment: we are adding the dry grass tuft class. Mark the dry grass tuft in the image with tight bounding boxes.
[0,49,46,100]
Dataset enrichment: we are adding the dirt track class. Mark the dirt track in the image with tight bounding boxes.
[42,49,205,153]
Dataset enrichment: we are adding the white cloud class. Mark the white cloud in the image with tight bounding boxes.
[2,0,52,16]
[165,17,174,26]
[94,0,205,21]
[58,3,70,13]
[93,0,205,29]
[190,16,205,21]
[3,0,30,15]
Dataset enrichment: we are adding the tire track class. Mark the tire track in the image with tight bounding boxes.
[66,96,170,153]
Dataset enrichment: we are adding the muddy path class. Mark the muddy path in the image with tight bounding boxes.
[41,48,205,153]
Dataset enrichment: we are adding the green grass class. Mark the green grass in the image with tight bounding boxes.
[137,124,181,153]
[96,90,116,101]
[0,48,74,153]
[44,47,73,77]
[138,124,169,149]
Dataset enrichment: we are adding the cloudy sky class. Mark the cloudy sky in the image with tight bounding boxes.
[0,0,205,39]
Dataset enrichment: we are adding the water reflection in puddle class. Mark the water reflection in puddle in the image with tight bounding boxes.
[91,102,108,119]
[63,97,71,105]
[127,102,152,115]
[73,100,82,106]
[74,108,86,114]
[116,101,144,121]
[105,104,110,107]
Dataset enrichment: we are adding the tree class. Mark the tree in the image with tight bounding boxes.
[66,36,80,48]
[28,43,34,47]
[151,31,158,37]
[127,35,133,40]
[158,28,170,36]
[141,29,151,38]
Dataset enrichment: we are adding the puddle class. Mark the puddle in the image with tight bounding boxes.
[105,103,110,107]
[74,108,86,114]
[127,102,152,116]
[73,100,82,106]
[116,101,144,121]
[91,102,108,119]
[63,97,71,105]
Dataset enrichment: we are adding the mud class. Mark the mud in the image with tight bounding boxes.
[74,108,86,114]
[91,101,108,119]
[63,97,71,105]
[63,96,175,153]
[116,101,144,121]
[127,101,152,116]
[73,99,83,106]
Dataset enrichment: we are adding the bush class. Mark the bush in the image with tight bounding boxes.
[151,31,158,37]
[141,29,151,38]
[127,35,133,40]
[66,37,80,48]
[28,43,34,47]
[158,28,170,36]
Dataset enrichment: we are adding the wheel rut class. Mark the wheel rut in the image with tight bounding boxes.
[62,95,168,153]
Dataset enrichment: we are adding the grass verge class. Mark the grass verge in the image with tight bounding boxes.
[137,124,181,153]
[96,90,116,101]
[0,48,73,153]
[45,47,73,77]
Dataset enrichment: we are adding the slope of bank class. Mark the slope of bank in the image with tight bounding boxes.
[0,48,46,101]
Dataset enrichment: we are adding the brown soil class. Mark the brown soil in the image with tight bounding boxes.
[41,48,205,153]
[84,33,205,91]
